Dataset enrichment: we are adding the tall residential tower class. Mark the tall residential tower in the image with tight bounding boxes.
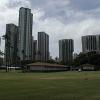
[5,24,19,65]
[38,32,49,62]
[18,7,33,61]
[82,35,100,53]
[59,39,74,65]
[33,40,37,61]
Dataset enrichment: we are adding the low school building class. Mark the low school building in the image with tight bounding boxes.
[25,62,69,72]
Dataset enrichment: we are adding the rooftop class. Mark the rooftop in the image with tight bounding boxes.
[27,62,66,67]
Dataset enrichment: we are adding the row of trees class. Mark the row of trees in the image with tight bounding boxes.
[73,51,100,69]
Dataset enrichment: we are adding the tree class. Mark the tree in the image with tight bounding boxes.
[2,34,11,72]
[47,59,56,64]
[73,51,100,70]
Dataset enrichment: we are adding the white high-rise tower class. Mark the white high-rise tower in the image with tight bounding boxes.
[18,7,33,61]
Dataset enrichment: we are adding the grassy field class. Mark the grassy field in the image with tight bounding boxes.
[0,71,100,100]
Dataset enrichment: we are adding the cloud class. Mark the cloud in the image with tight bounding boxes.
[33,12,100,57]
[70,0,100,11]
[7,0,31,8]
[1,0,100,58]
[0,0,31,52]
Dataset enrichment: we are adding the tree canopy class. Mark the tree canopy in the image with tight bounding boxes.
[73,51,100,69]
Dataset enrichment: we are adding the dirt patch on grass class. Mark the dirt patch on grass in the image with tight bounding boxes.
[35,76,100,80]
[37,77,67,80]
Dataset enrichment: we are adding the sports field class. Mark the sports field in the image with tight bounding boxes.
[0,71,100,100]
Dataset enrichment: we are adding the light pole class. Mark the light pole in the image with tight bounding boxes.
[0,36,5,68]
[0,36,4,57]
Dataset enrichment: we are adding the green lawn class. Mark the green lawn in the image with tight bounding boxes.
[0,71,100,100]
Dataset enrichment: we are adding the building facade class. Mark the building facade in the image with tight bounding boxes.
[25,62,68,72]
[59,39,74,65]
[33,40,37,61]
[38,32,49,62]
[18,7,33,61]
[82,35,100,53]
[5,24,19,66]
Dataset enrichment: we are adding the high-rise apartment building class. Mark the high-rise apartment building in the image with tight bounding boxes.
[82,35,100,53]
[18,7,33,61]
[38,32,49,62]
[5,24,19,65]
[33,40,37,61]
[59,39,74,65]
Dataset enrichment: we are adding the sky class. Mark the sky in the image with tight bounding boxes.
[0,0,100,58]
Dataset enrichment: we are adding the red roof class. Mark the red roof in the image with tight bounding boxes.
[27,62,65,67]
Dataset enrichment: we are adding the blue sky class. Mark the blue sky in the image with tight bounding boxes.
[0,0,100,58]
